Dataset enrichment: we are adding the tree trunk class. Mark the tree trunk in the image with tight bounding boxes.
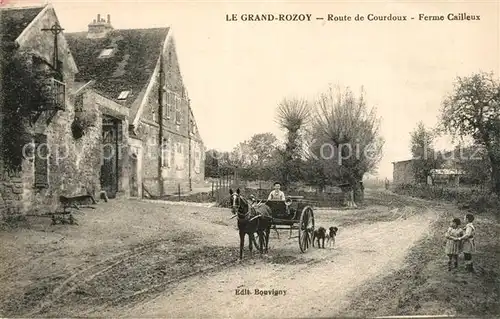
[352,181,364,204]
[490,155,500,195]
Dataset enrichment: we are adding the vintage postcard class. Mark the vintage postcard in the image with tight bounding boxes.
[0,0,498,318]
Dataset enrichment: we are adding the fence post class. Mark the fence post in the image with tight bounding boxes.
[178,183,181,201]
[211,181,214,198]
[217,178,220,202]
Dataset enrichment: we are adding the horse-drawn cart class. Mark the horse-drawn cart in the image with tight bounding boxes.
[257,196,316,253]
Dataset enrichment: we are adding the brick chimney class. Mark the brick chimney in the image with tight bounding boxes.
[87,13,114,39]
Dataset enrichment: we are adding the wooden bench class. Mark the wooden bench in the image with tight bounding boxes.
[59,194,97,212]
[51,193,101,225]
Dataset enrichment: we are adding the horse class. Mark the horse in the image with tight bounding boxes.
[229,188,273,260]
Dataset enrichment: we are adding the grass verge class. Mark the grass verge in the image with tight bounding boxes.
[341,208,500,317]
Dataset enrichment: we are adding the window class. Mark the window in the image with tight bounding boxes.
[48,78,66,111]
[34,134,49,188]
[175,142,184,170]
[189,119,194,135]
[152,111,156,122]
[165,89,172,119]
[162,87,168,118]
[175,96,181,124]
[99,48,113,58]
[194,146,201,172]
[161,139,170,168]
[117,91,130,100]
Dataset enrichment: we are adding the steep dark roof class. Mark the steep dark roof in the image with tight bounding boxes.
[0,6,45,42]
[65,28,169,110]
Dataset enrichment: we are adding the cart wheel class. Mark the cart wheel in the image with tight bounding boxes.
[298,206,315,253]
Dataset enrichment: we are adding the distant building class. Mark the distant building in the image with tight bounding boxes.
[392,159,415,185]
[392,154,466,186]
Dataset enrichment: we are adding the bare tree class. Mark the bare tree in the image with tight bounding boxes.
[309,85,384,203]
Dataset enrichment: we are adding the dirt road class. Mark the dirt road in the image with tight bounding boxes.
[0,193,437,318]
[108,209,437,318]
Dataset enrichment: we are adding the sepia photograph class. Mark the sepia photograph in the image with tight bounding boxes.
[0,0,499,318]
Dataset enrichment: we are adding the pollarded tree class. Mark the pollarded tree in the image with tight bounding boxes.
[275,97,312,187]
[309,85,384,202]
[440,72,500,194]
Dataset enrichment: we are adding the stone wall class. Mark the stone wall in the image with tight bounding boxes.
[22,89,103,215]
[138,34,205,197]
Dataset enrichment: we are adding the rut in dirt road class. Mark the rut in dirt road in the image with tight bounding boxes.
[99,210,438,319]
[13,237,239,317]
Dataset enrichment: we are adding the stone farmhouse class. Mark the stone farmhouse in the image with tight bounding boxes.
[66,14,205,198]
[0,4,128,217]
[0,5,204,218]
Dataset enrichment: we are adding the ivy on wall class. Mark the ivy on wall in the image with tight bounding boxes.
[1,47,57,172]
[71,111,97,139]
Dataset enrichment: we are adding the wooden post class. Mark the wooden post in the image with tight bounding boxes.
[217,179,220,202]
[211,181,214,198]
[178,183,181,201]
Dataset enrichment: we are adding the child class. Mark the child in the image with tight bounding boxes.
[268,182,285,201]
[445,218,464,271]
[458,213,476,273]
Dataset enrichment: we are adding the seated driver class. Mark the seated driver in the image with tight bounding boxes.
[268,182,285,201]
[268,182,293,217]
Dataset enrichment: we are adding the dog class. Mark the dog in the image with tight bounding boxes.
[326,226,338,248]
[312,227,326,248]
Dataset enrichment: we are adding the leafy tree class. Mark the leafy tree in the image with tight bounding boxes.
[1,48,56,172]
[217,151,235,176]
[410,121,443,183]
[440,72,500,194]
[204,149,220,178]
[275,97,311,187]
[246,133,279,180]
[247,133,278,166]
[453,143,491,186]
[229,141,255,180]
[309,86,384,202]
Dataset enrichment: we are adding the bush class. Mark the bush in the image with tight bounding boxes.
[1,49,57,172]
[393,183,500,213]
[71,111,97,139]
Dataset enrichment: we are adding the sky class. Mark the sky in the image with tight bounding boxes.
[6,0,499,179]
